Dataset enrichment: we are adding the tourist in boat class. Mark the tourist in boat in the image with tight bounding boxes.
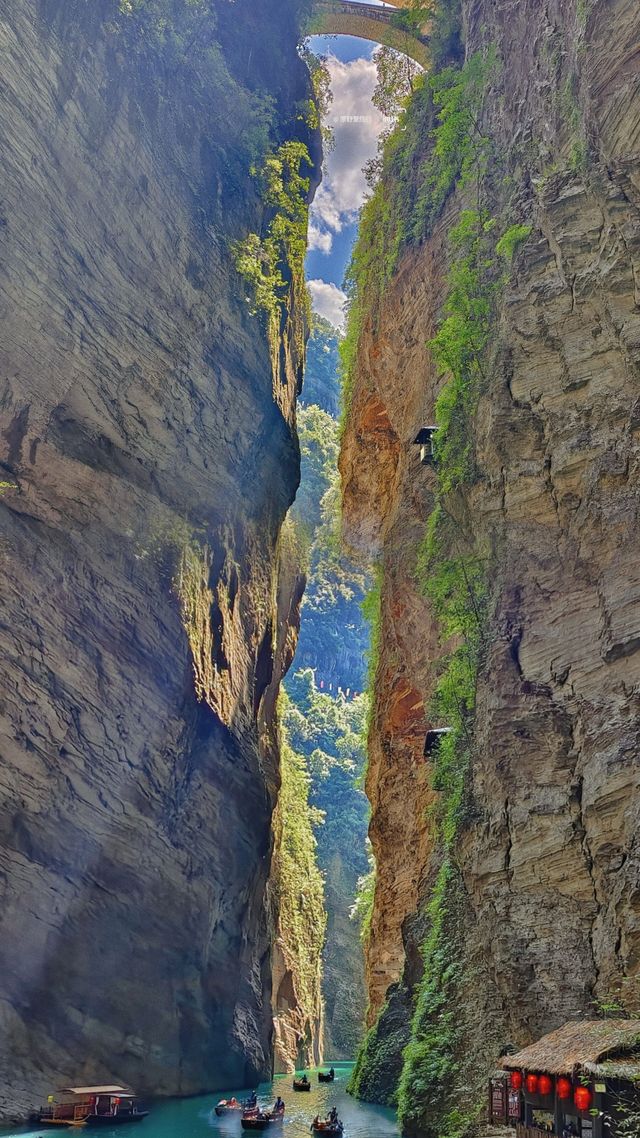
[246,1092,258,1109]
[300,1073,310,1086]
[311,1110,342,1135]
[329,1068,335,1079]
[273,1096,285,1114]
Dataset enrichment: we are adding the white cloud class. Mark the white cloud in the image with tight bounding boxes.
[308,280,348,330]
[310,55,387,235]
[308,221,333,254]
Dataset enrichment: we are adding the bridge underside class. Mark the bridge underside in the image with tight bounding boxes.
[308,12,429,68]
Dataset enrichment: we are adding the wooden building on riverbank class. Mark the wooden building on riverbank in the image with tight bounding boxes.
[489,1019,640,1137]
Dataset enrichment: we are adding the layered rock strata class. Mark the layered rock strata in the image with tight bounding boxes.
[342,0,640,1117]
[0,0,318,1119]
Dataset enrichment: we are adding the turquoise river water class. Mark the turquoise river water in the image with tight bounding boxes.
[1,1065,398,1138]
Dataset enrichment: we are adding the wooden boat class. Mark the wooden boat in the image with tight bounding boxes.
[292,1079,311,1092]
[311,1122,343,1136]
[38,1087,148,1128]
[241,1110,284,1131]
[317,1072,335,1083]
[214,1098,243,1117]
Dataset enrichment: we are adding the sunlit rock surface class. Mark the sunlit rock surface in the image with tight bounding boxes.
[342,0,640,1105]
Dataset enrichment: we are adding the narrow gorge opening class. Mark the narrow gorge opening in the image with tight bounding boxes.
[2,2,640,1138]
[271,1,426,1076]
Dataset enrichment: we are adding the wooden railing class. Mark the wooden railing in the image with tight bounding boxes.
[516,1125,555,1138]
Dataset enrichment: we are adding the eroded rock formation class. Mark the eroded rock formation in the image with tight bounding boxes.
[342,0,640,1123]
[0,0,319,1119]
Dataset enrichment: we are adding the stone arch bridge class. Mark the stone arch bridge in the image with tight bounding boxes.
[307,1,430,67]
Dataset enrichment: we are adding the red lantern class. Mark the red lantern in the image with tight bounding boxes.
[538,1075,553,1096]
[510,1071,523,1090]
[557,1077,572,1100]
[574,1086,593,1112]
[525,1074,539,1094]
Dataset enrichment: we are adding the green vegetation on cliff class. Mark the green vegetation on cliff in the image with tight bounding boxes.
[397,862,468,1137]
[282,670,370,1056]
[281,322,371,1056]
[343,5,533,1133]
[351,195,529,1131]
[344,40,498,1122]
[400,472,489,1138]
[283,670,369,917]
[348,989,413,1106]
[350,850,376,946]
[427,209,500,490]
[340,39,497,424]
[294,328,370,694]
[295,404,340,535]
[234,139,313,360]
[273,708,327,1022]
[119,0,319,384]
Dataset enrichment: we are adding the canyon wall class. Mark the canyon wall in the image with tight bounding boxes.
[342,0,640,1129]
[0,0,319,1119]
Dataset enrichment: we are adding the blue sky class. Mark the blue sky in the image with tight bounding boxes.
[306,9,389,328]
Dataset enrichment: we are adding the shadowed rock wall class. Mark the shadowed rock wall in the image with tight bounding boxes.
[0,0,318,1119]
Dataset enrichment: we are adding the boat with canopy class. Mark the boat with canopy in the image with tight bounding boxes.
[37,1086,148,1127]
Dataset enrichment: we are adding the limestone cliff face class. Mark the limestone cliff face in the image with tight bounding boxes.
[0,0,318,1120]
[342,0,640,1118]
[340,249,445,1030]
[462,0,640,1041]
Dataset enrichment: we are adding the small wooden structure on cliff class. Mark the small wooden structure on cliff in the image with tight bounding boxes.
[413,426,437,467]
[490,1020,640,1137]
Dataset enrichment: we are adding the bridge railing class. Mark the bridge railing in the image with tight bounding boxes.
[311,0,430,47]
[315,1,398,25]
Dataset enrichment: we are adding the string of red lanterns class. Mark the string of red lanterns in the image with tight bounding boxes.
[508,1072,593,1112]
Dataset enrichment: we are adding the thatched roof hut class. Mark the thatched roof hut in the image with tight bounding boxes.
[501,1019,640,1077]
